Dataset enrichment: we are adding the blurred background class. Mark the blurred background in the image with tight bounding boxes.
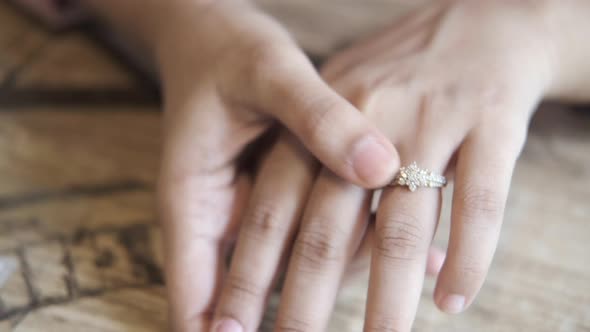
[0,1,588,331]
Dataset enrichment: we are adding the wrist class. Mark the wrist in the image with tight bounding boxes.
[81,0,240,56]
[539,0,590,101]
[152,0,255,69]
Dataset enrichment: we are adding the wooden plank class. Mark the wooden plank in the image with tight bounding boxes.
[0,2,49,84]
[13,33,139,90]
[0,2,588,331]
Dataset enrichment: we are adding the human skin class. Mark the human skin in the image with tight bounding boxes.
[78,0,410,330]
[212,1,590,332]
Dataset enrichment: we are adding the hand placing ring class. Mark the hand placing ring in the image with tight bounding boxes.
[391,162,447,191]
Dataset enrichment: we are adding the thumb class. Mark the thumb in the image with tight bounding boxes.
[252,49,399,188]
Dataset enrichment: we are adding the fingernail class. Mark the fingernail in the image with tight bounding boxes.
[439,294,465,314]
[350,134,397,187]
[212,318,243,332]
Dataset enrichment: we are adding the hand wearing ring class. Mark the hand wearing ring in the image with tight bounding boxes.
[391,162,447,191]
[213,1,553,331]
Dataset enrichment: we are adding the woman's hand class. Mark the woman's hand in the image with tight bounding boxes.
[147,1,401,331]
[82,0,590,331]
[265,1,558,331]
[210,126,446,332]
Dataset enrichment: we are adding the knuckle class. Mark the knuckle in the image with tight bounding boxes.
[456,184,504,224]
[157,172,218,230]
[158,171,196,200]
[251,43,288,76]
[460,263,488,283]
[234,40,293,96]
[298,93,340,142]
[457,255,489,282]
[471,79,513,111]
[275,317,309,332]
[159,149,226,198]
[293,218,346,271]
[248,40,304,86]
[376,211,427,263]
[225,274,264,299]
[435,79,514,117]
[345,83,376,112]
[366,315,408,332]
[366,326,402,332]
[242,199,287,240]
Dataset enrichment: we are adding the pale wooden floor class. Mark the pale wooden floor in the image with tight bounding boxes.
[0,2,589,331]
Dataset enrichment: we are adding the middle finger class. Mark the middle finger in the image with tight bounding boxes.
[274,168,371,332]
[214,132,318,332]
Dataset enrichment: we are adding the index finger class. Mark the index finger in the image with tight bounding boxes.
[159,172,250,331]
[158,97,252,331]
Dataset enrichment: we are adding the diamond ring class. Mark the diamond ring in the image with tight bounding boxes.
[390,162,447,192]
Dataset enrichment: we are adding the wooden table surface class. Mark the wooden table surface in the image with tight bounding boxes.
[0,2,589,331]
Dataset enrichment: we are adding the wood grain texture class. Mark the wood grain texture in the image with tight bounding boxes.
[0,2,589,331]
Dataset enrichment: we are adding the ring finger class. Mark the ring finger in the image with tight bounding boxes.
[364,137,459,332]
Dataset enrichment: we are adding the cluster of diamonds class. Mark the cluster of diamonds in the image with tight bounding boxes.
[393,162,446,192]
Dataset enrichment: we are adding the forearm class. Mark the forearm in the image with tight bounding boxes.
[79,0,221,54]
[544,0,590,102]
